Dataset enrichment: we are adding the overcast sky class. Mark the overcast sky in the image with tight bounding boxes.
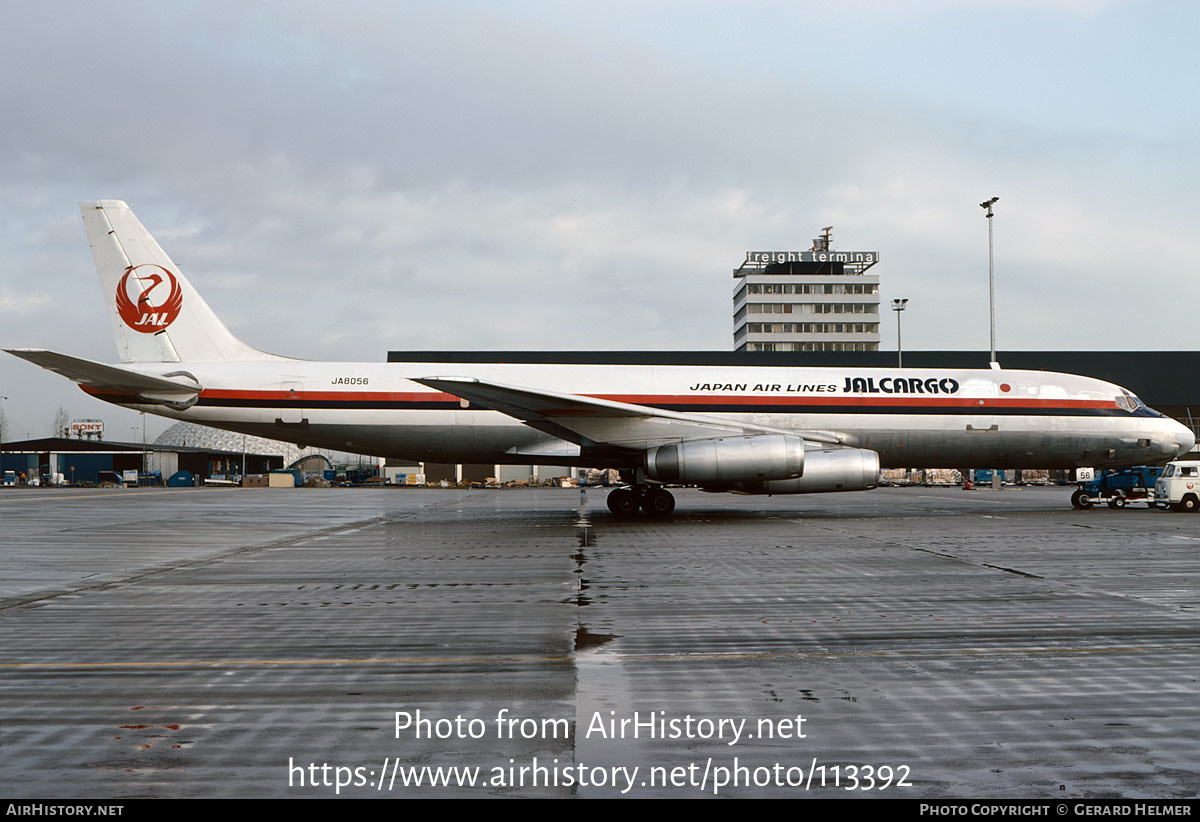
[1,0,1196,440]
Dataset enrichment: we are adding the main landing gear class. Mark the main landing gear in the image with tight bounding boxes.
[606,485,676,516]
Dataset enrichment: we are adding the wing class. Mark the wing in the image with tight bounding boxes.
[412,376,844,452]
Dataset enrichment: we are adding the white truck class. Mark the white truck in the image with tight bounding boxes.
[1153,460,1200,512]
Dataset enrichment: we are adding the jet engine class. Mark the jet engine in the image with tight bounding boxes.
[643,434,806,484]
[714,447,880,494]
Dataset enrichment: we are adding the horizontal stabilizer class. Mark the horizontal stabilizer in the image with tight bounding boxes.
[413,376,842,450]
[5,348,202,408]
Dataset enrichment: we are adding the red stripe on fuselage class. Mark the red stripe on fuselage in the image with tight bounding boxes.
[184,388,1113,411]
[199,389,451,403]
[602,394,1113,410]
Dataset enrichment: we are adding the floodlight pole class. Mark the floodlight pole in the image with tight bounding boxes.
[891,298,908,368]
[980,197,1002,489]
[980,197,999,367]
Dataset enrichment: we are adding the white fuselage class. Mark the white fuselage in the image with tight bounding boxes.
[84,358,1193,470]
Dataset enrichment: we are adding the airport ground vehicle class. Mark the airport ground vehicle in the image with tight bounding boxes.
[5,202,1195,516]
[1153,460,1200,512]
[1070,466,1162,509]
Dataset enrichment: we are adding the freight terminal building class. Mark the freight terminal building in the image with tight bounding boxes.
[733,243,881,352]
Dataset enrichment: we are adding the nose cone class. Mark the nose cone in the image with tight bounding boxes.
[1171,421,1196,457]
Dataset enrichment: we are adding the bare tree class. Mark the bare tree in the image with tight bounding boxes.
[52,406,70,439]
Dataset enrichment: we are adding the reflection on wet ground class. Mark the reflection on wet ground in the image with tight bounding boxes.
[1,485,1197,797]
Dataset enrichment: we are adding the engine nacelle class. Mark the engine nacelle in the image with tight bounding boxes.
[710,447,879,494]
[643,434,806,484]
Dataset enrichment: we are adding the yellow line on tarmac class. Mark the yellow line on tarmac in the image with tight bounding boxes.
[0,656,574,669]
[4,644,1196,670]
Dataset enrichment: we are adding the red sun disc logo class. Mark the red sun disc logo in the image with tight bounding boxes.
[115,265,183,333]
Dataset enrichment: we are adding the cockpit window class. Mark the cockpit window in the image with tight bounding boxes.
[1115,392,1147,412]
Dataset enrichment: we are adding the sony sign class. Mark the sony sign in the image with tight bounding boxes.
[71,419,104,439]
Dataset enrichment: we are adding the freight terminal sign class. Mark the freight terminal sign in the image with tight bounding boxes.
[743,251,879,265]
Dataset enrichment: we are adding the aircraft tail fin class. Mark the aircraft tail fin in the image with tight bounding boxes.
[81,200,281,363]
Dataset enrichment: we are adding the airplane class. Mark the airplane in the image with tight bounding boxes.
[6,201,1195,515]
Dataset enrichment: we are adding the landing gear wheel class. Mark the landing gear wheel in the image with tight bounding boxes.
[1071,489,1094,510]
[640,487,676,516]
[1108,495,1127,509]
[606,488,640,517]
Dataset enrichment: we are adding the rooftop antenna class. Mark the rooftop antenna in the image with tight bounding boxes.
[812,226,833,252]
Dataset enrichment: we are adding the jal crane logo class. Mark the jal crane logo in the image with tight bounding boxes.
[115,265,183,333]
